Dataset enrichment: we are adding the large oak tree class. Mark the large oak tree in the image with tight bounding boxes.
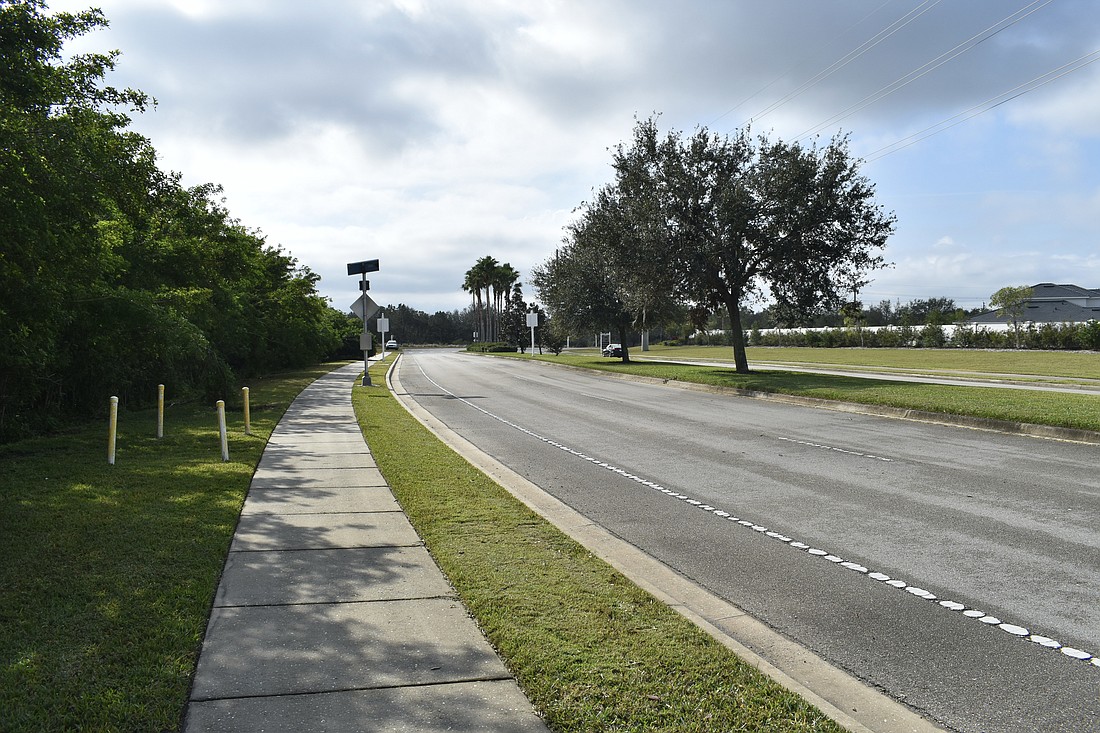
[613,117,895,372]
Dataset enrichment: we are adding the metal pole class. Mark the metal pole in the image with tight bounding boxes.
[361,272,372,386]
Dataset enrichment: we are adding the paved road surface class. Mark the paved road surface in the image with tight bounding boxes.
[394,349,1100,733]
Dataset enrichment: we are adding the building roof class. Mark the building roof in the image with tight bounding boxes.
[966,283,1100,324]
[968,300,1100,324]
[1029,282,1100,300]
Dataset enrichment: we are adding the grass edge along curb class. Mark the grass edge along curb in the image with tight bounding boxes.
[351,357,849,732]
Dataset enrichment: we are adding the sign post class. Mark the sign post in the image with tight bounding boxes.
[527,311,539,353]
[377,315,390,354]
[347,259,380,386]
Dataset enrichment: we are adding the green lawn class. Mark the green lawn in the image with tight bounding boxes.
[642,344,1100,381]
[504,349,1100,434]
[0,364,337,732]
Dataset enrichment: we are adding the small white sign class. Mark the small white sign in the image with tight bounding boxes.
[377,317,390,332]
[526,312,539,327]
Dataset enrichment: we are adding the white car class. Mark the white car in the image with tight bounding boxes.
[385,340,399,350]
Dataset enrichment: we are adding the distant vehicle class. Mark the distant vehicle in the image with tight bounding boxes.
[385,339,399,350]
[602,343,622,357]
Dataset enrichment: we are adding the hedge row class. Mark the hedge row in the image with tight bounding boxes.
[738,322,1100,350]
[466,342,519,353]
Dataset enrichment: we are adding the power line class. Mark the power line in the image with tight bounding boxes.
[706,0,894,128]
[738,0,944,129]
[864,48,1100,162]
[796,0,1055,142]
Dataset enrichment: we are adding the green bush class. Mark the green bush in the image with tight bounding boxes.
[466,342,516,353]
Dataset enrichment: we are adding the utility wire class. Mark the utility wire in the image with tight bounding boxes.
[740,0,944,128]
[796,0,1055,142]
[707,0,894,128]
[864,48,1100,161]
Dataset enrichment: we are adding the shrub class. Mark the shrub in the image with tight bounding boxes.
[466,342,516,353]
[918,324,946,348]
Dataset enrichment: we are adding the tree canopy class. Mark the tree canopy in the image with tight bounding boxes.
[462,256,520,343]
[535,116,895,371]
[990,285,1034,348]
[0,0,349,441]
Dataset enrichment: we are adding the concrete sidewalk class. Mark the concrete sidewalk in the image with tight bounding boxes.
[184,362,547,732]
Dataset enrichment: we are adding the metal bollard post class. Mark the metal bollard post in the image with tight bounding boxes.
[108,396,119,465]
[217,400,229,461]
[242,386,251,436]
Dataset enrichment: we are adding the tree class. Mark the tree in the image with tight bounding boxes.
[990,285,1034,348]
[600,117,895,372]
[540,310,568,355]
[462,256,520,342]
[502,280,528,351]
[533,193,655,362]
[533,132,683,362]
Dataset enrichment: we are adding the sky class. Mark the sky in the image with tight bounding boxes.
[51,0,1100,315]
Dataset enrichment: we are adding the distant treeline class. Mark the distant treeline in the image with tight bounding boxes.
[377,304,475,346]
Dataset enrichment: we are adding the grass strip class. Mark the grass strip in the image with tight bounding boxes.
[497,352,1100,433]
[666,345,1100,380]
[353,358,846,732]
[0,364,340,732]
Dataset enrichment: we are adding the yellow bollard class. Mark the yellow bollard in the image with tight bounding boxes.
[157,384,165,438]
[108,396,118,465]
[216,400,229,461]
[242,386,251,436]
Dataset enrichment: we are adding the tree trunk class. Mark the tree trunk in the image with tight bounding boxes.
[724,300,749,373]
[618,327,630,362]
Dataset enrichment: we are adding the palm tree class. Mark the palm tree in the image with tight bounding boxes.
[461,267,483,341]
[463,256,498,342]
[493,262,520,342]
[463,257,525,343]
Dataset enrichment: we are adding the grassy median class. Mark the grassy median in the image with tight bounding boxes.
[658,344,1100,381]
[496,350,1100,434]
[0,364,337,732]
[354,357,845,732]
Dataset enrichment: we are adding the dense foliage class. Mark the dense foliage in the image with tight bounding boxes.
[0,1,350,441]
[534,116,895,370]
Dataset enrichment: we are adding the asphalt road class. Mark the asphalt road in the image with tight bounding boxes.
[393,349,1100,733]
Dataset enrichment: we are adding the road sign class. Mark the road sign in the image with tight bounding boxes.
[376,317,389,333]
[350,293,380,320]
[347,259,379,276]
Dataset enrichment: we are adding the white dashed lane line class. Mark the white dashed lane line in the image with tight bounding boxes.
[776,435,893,462]
[415,365,1100,672]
